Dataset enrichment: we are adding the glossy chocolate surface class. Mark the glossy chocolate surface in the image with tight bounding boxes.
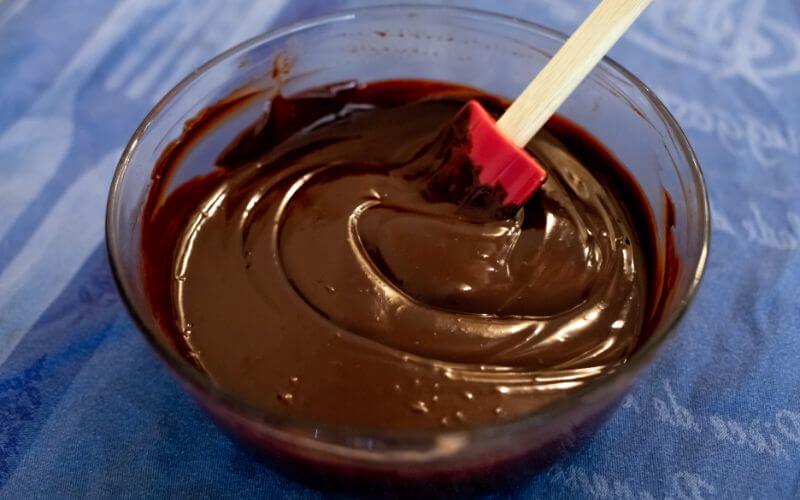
[142,80,664,431]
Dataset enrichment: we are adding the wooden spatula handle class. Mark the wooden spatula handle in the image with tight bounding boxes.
[496,0,653,147]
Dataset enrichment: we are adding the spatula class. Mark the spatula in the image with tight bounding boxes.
[449,0,653,207]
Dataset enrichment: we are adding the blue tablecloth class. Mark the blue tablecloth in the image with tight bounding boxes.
[1,0,798,497]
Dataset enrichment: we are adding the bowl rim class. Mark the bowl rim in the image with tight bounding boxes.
[106,3,710,452]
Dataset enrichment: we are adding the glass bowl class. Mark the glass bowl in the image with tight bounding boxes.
[106,4,709,487]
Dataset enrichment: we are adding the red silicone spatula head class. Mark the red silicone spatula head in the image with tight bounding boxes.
[461,100,548,206]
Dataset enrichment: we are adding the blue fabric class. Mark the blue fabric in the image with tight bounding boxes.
[0,0,798,497]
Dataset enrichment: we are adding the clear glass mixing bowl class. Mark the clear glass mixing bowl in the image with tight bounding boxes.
[107,4,709,487]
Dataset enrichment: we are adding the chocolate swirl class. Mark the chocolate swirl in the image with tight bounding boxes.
[143,81,655,430]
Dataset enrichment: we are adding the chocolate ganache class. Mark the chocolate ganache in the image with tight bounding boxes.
[141,80,664,431]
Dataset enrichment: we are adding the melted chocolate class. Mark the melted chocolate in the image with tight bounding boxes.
[142,80,663,431]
